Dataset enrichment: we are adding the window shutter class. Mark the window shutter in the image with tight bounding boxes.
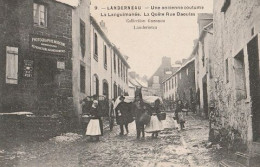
[6,46,18,84]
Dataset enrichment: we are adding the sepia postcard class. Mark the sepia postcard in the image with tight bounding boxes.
[0,0,260,166]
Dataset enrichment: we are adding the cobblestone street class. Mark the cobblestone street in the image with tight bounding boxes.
[0,113,220,167]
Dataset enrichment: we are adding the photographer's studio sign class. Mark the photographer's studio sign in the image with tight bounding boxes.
[30,35,67,56]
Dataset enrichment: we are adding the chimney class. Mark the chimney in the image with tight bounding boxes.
[197,13,213,34]
[162,57,171,67]
[100,20,108,34]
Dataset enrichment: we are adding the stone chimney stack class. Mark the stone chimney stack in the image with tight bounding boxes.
[100,20,108,34]
[162,57,171,67]
[197,13,213,34]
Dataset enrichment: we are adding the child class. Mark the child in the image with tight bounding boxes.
[179,109,186,130]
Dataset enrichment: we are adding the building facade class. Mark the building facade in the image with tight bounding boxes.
[90,16,130,100]
[194,14,214,118]
[0,0,74,114]
[210,0,260,150]
[163,58,196,106]
[71,0,91,118]
[148,57,178,96]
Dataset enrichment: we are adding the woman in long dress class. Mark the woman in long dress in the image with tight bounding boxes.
[145,99,164,138]
[86,100,102,142]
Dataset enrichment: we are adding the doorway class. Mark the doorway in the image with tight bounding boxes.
[36,58,57,103]
[203,76,209,118]
[103,80,109,99]
[248,36,260,142]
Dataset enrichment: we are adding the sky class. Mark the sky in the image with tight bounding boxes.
[59,0,213,77]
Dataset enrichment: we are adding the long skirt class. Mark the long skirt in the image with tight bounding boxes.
[145,115,164,133]
[86,119,101,136]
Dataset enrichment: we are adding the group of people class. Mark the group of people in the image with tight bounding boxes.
[83,95,165,142]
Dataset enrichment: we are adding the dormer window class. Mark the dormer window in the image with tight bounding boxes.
[33,3,47,27]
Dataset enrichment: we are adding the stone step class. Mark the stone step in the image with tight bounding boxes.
[219,159,246,167]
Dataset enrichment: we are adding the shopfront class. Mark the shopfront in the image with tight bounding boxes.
[29,34,69,115]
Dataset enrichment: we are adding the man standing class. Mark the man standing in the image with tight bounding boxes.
[115,96,133,135]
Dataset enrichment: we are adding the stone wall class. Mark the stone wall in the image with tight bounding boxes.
[210,0,260,147]
[0,0,73,112]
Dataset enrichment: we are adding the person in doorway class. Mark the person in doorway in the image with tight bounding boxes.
[133,95,146,139]
[115,96,134,135]
[85,100,102,142]
[145,99,164,138]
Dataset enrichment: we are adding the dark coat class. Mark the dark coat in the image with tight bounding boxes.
[115,102,134,125]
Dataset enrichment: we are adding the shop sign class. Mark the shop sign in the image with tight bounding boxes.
[23,60,33,78]
[30,35,67,55]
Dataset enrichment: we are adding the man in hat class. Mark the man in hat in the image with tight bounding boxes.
[115,95,133,135]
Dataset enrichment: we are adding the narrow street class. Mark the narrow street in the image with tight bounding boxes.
[0,113,220,167]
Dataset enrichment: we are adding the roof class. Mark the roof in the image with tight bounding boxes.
[90,16,130,68]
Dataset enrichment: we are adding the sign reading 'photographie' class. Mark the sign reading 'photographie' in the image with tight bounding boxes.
[30,35,67,55]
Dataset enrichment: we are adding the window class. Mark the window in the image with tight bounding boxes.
[104,44,107,69]
[33,3,47,27]
[6,46,18,84]
[121,61,123,79]
[80,20,85,57]
[221,0,230,13]
[172,78,174,88]
[80,65,85,93]
[113,53,116,73]
[114,83,117,98]
[93,74,99,96]
[94,33,98,61]
[179,73,182,80]
[186,68,189,75]
[225,58,229,83]
[103,80,109,98]
[234,50,247,100]
[118,57,120,76]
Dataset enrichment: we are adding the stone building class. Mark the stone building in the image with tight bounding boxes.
[162,57,196,106]
[0,0,95,122]
[0,0,74,114]
[90,16,130,100]
[210,0,260,152]
[193,14,214,118]
[148,57,178,96]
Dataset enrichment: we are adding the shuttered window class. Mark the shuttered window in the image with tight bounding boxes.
[6,46,18,84]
